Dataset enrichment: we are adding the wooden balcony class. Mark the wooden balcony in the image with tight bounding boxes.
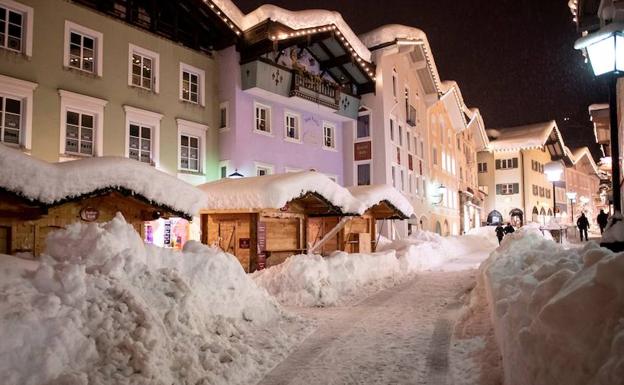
[290,71,340,110]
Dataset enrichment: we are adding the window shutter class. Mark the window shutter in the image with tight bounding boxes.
[496,184,502,194]
[513,183,519,194]
[484,163,487,172]
[496,159,501,169]
[513,158,518,168]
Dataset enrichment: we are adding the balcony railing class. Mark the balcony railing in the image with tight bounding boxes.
[407,105,417,126]
[290,71,341,110]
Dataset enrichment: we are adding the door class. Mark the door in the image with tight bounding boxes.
[0,226,10,254]
[218,221,237,254]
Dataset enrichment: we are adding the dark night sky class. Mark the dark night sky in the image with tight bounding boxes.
[234,0,608,158]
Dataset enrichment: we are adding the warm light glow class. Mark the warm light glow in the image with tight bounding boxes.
[566,191,578,201]
[586,35,616,76]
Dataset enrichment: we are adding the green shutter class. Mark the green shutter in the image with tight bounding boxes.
[496,184,502,194]
[513,183,519,194]
[513,158,518,168]
[496,159,501,169]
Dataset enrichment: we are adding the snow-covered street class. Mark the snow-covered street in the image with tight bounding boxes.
[256,252,494,385]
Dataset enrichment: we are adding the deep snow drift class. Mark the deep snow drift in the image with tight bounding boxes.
[253,227,498,307]
[481,227,624,385]
[0,215,309,385]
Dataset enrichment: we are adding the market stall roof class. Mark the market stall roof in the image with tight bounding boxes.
[347,185,413,220]
[0,145,206,218]
[198,171,365,216]
[487,121,571,163]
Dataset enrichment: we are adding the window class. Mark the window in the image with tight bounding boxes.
[357,163,371,185]
[389,118,395,142]
[323,122,336,149]
[392,69,397,98]
[457,137,461,150]
[180,63,205,105]
[254,102,271,134]
[407,132,411,152]
[533,185,538,196]
[0,95,20,145]
[59,90,107,158]
[128,44,159,93]
[478,162,488,173]
[177,118,207,174]
[539,187,545,197]
[495,157,518,170]
[220,163,228,179]
[219,102,228,131]
[357,112,370,139]
[433,147,438,165]
[64,110,94,156]
[398,125,403,146]
[0,0,32,55]
[442,151,447,171]
[391,165,397,188]
[545,189,551,199]
[64,21,103,76]
[404,86,410,117]
[284,111,300,141]
[400,168,405,191]
[255,162,274,176]
[420,140,424,159]
[497,183,519,195]
[124,106,162,165]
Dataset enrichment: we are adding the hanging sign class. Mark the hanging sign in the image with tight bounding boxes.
[257,222,267,270]
[79,207,99,222]
[354,141,372,161]
[163,220,171,246]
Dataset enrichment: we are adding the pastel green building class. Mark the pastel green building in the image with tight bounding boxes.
[0,0,239,184]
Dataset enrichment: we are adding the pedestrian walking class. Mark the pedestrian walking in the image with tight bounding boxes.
[597,209,609,234]
[495,223,505,244]
[504,222,515,235]
[577,213,590,242]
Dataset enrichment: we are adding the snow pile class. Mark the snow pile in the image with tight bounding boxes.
[199,171,365,215]
[481,231,624,385]
[347,184,414,218]
[602,211,624,243]
[0,145,206,216]
[488,121,562,152]
[0,214,308,385]
[252,250,401,307]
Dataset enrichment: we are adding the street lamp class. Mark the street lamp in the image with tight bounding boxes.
[575,25,623,213]
[545,161,564,219]
[566,191,577,224]
[432,184,447,205]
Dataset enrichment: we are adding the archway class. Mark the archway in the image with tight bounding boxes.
[420,216,428,232]
[487,210,503,225]
[443,220,450,236]
[510,208,524,227]
[532,206,539,223]
[539,207,546,225]
[435,221,442,235]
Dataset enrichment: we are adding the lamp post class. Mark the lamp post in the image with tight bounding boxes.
[575,25,622,213]
[566,191,577,224]
[545,161,564,219]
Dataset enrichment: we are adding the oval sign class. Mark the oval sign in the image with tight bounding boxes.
[80,207,99,222]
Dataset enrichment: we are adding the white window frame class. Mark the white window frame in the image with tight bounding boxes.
[219,101,229,132]
[0,74,36,150]
[179,62,205,106]
[123,105,162,166]
[128,43,159,93]
[389,116,396,142]
[356,109,371,140]
[58,90,107,158]
[0,0,33,56]
[254,161,274,176]
[176,118,207,173]
[219,160,230,179]
[63,21,103,77]
[322,121,336,150]
[355,161,372,186]
[284,110,301,143]
[253,101,272,135]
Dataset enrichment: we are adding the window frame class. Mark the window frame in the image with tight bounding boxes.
[128,43,159,93]
[356,109,371,140]
[283,110,301,143]
[176,118,207,174]
[0,0,33,56]
[254,161,274,176]
[322,121,336,150]
[179,62,205,106]
[355,161,372,186]
[0,74,36,150]
[123,105,162,166]
[63,21,103,76]
[58,90,107,159]
[218,101,229,132]
[253,101,272,135]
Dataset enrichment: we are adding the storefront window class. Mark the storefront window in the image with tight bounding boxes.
[144,217,189,249]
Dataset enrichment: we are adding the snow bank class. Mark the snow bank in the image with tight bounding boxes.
[253,228,497,307]
[0,214,308,385]
[602,211,624,243]
[481,231,624,385]
[198,171,365,215]
[347,184,414,218]
[0,145,206,216]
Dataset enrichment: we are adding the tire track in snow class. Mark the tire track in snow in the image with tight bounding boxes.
[423,303,461,385]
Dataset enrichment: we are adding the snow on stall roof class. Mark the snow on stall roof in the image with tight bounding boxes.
[198,171,365,215]
[488,121,559,151]
[358,24,428,49]
[0,145,206,216]
[347,185,413,218]
[241,5,371,62]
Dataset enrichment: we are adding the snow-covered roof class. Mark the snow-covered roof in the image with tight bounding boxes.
[241,5,371,62]
[347,185,414,219]
[488,121,562,151]
[466,108,490,151]
[570,146,600,175]
[198,171,365,215]
[0,145,206,217]
[211,0,245,28]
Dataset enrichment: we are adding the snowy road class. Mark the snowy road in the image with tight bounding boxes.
[257,270,476,385]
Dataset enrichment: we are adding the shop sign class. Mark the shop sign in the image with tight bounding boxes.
[80,207,99,222]
[257,253,267,270]
[257,221,267,271]
[354,141,372,161]
[163,220,171,245]
[239,238,250,249]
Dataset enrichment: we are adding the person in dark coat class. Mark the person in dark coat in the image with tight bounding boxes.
[597,209,609,234]
[504,223,515,235]
[577,213,590,241]
[495,223,505,244]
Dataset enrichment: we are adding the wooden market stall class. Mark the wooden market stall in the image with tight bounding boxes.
[0,146,206,256]
[198,172,364,272]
